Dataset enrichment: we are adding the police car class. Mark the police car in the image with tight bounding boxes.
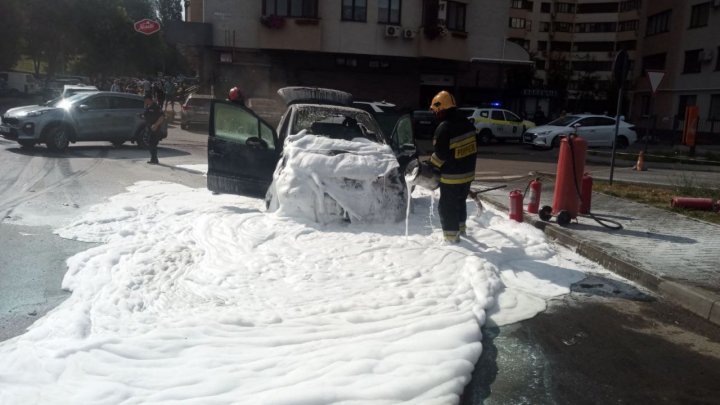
[458,107,535,144]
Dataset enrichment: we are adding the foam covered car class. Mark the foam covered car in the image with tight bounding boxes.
[207,87,417,223]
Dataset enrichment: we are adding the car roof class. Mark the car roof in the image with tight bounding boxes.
[64,84,98,90]
[278,87,353,107]
[291,103,370,115]
[187,94,213,99]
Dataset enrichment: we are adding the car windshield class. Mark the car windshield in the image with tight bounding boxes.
[65,88,96,98]
[547,115,581,127]
[54,92,94,109]
[292,106,384,143]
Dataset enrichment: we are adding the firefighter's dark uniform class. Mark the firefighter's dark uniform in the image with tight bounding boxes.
[430,107,477,242]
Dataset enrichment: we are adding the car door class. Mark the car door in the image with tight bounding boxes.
[490,109,507,138]
[593,116,618,146]
[108,96,143,139]
[502,110,524,139]
[389,114,417,171]
[208,100,281,197]
[574,117,602,146]
[74,95,110,139]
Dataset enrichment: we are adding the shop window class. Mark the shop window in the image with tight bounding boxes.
[709,95,720,121]
[342,0,367,22]
[378,0,401,24]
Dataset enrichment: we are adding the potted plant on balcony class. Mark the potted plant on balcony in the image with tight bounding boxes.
[260,14,286,29]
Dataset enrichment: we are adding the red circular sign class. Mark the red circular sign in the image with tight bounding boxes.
[134,19,161,35]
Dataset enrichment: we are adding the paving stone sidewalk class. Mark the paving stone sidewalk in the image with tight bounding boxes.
[476,180,720,327]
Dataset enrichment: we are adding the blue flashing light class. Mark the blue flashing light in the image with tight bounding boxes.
[490,101,502,107]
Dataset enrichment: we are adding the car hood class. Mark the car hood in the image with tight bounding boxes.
[4,105,58,116]
[526,125,570,134]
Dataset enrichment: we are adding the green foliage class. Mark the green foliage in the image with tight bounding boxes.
[155,0,182,25]
[0,0,23,71]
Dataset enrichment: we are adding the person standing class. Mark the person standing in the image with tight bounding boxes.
[110,80,120,92]
[142,93,165,165]
[164,80,176,111]
[154,82,166,111]
[429,91,478,243]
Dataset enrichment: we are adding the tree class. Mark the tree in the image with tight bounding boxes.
[155,0,182,25]
[0,0,23,71]
[22,0,80,78]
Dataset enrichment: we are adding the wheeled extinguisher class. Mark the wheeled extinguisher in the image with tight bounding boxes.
[527,178,542,214]
[509,190,524,222]
[580,173,593,215]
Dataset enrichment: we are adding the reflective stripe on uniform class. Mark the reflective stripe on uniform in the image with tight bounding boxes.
[449,131,476,149]
[440,171,475,184]
[430,153,445,168]
[443,230,460,242]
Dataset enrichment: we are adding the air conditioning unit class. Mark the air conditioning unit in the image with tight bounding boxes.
[385,25,401,37]
[403,28,415,39]
[699,49,714,62]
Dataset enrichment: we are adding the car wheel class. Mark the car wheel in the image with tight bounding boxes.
[45,124,69,151]
[18,140,35,149]
[616,136,629,149]
[111,140,125,147]
[180,122,189,130]
[551,136,562,149]
[477,129,492,145]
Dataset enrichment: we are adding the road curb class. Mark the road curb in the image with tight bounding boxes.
[480,194,720,327]
[586,154,720,173]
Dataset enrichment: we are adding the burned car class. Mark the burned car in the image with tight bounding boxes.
[207,87,417,223]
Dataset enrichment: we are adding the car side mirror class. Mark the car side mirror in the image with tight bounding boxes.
[572,123,582,129]
[78,104,89,112]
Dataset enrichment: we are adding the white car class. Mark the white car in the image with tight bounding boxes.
[523,114,637,149]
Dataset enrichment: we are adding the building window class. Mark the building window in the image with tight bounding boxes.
[378,0,401,24]
[619,0,641,12]
[342,0,367,22]
[641,53,666,73]
[555,2,575,13]
[554,22,573,32]
[575,22,617,33]
[683,49,703,74]
[446,1,466,32]
[618,20,638,31]
[509,38,530,49]
[509,17,527,29]
[689,2,710,28]
[616,40,637,51]
[263,0,318,18]
[538,40,547,51]
[511,0,533,10]
[709,95,720,121]
[646,10,671,36]
[577,2,619,13]
[541,2,551,13]
[540,21,550,32]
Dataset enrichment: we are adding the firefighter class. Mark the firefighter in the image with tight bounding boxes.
[228,86,245,105]
[429,91,477,243]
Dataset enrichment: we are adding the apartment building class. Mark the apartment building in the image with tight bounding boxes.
[182,0,530,109]
[631,0,720,142]
[507,0,641,117]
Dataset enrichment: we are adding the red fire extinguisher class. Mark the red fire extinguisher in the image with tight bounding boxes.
[527,178,542,214]
[509,190,524,222]
[580,173,593,214]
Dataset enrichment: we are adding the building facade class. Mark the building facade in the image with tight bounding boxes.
[630,0,720,142]
[183,0,530,111]
[507,0,641,117]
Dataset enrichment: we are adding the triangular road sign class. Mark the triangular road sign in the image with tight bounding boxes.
[647,71,665,94]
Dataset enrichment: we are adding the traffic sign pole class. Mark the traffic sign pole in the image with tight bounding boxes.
[644,70,665,154]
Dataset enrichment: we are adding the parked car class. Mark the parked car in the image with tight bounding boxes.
[0,71,41,95]
[523,114,637,149]
[458,107,535,144]
[352,100,405,137]
[0,91,146,150]
[180,94,213,129]
[206,87,416,222]
[410,110,438,155]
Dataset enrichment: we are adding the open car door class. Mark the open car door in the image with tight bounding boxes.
[208,101,281,197]
[389,114,417,172]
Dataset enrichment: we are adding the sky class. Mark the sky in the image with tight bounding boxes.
[0,133,607,404]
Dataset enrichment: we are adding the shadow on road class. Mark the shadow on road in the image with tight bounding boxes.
[5,144,191,160]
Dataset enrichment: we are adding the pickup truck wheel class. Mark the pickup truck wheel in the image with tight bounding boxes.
[477,129,492,145]
[45,125,69,151]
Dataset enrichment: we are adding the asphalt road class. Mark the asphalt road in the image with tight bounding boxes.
[1,117,719,404]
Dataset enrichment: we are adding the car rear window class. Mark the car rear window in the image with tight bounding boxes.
[292,106,383,143]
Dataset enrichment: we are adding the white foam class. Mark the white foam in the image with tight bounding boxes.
[0,181,588,404]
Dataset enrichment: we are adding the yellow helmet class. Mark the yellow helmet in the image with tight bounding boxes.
[430,91,456,113]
